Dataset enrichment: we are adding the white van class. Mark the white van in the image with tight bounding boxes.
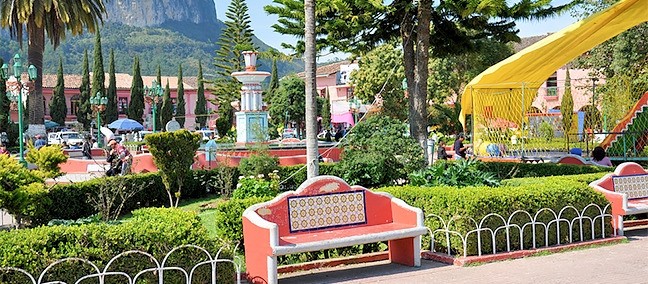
[48,131,84,146]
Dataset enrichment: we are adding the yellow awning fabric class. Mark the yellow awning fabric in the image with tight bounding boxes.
[459,0,648,127]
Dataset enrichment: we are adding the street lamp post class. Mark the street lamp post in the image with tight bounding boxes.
[1,54,37,167]
[90,92,107,147]
[349,97,362,125]
[144,80,163,133]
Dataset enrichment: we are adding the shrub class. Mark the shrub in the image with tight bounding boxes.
[25,145,68,178]
[277,163,337,192]
[238,151,280,177]
[145,130,201,207]
[233,171,280,199]
[213,197,272,249]
[337,115,425,187]
[382,173,611,256]
[539,121,554,142]
[477,161,611,180]
[0,208,237,283]
[0,155,49,227]
[410,158,500,187]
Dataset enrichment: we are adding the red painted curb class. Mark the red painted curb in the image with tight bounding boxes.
[422,236,626,266]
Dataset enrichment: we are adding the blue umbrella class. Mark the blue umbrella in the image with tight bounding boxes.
[44,120,59,130]
[108,118,144,131]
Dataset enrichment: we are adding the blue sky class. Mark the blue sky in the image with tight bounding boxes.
[215,0,578,57]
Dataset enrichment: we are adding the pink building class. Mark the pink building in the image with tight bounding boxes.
[532,67,603,113]
[37,73,218,130]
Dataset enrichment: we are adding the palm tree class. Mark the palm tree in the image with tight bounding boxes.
[304,0,318,178]
[0,0,106,127]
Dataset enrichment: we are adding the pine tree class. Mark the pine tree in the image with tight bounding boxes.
[268,57,279,95]
[176,64,186,128]
[77,50,92,129]
[160,80,173,131]
[561,69,574,149]
[154,66,163,131]
[49,57,67,125]
[0,58,10,134]
[105,49,119,124]
[128,57,145,124]
[92,29,105,124]
[194,61,207,130]
[321,95,331,130]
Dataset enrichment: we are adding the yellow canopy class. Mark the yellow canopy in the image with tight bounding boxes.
[460,0,648,127]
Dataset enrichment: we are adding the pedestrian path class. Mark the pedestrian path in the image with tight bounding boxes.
[279,228,648,284]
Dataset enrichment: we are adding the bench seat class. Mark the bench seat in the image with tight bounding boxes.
[626,198,648,214]
[276,223,427,255]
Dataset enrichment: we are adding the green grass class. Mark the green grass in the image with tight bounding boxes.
[178,194,224,239]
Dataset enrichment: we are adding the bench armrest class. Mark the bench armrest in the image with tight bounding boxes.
[590,183,627,215]
[243,208,279,251]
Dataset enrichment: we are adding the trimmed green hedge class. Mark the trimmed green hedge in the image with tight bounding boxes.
[0,208,236,283]
[381,172,611,256]
[477,162,610,180]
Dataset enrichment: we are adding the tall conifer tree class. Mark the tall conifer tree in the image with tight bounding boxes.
[194,61,207,129]
[49,57,67,125]
[160,80,173,131]
[0,58,10,133]
[176,64,186,128]
[77,50,92,128]
[128,57,145,124]
[561,69,574,149]
[91,30,105,123]
[105,49,119,124]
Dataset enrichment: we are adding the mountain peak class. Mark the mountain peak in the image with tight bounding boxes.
[104,0,218,27]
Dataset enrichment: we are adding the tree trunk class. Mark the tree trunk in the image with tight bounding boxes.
[27,21,45,126]
[304,0,319,178]
[412,0,432,157]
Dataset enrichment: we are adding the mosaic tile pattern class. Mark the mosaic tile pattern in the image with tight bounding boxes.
[613,174,648,199]
[288,191,367,232]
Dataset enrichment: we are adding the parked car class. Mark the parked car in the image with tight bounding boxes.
[282,128,298,139]
[196,129,219,141]
[48,131,84,146]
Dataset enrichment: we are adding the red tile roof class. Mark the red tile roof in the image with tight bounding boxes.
[42,73,205,90]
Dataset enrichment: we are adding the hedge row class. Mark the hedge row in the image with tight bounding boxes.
[0,208,236,283]
[213,172,611,258]
[382,172,611,256]
[477,162,610,180]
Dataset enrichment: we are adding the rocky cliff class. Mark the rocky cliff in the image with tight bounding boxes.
[104,0,218,27]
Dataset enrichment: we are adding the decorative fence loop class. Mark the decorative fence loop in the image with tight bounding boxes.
[426,204,612,257]
[0,245,242,284]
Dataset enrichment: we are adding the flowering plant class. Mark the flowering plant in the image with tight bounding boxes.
[232,170,280,199]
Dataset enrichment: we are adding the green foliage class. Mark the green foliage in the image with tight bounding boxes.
[92,29,106,118]
[561,69,574,143]
[88,176,153,221]
[410,159,501,187]
[337,115,425,187]
[233,171,280,199]
[351,43,407,120]
[128,57,145,124]
[25,145,68,178]
[105,49,119,124]
[268,57,279,95]
[77,50,92,128]
[269,76,306,131]
[382,173,611,256]
[321,95,331,129]
[145,130,201,207]
[539,121,554,142]
[0,58,8,134]
[476,162,611,180]
[159,79,173,129]
[214,0,256,77]
[0,208,235,283]
[194,62,208,128]
[213,197,271,249]
[49,57,67,125]
[0,155,48,227]
[238,151,280,177]
[176,64,186,128]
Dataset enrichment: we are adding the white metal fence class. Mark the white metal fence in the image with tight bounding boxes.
[0,244,242,284]
[426,204,613,257]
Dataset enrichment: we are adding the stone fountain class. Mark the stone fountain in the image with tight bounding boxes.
[231,51,271,143]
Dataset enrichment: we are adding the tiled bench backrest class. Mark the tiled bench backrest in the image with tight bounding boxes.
[612,174,648,199]
[254,176,392,237]
[288,191,366,232]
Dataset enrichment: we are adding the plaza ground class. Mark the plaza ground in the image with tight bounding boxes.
[278,227,648,284]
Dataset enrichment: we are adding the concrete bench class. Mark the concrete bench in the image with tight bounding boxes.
[589,162,648,235]
[242,175,427,284]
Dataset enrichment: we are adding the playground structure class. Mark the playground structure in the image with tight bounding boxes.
[460,0,648,160]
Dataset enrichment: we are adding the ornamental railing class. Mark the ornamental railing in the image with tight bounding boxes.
[0,244,242,284]
[426,204,613,257]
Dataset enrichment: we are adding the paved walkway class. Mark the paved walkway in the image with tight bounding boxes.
[279,227,648,284]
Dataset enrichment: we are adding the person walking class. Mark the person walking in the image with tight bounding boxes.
[82,136,92,159]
